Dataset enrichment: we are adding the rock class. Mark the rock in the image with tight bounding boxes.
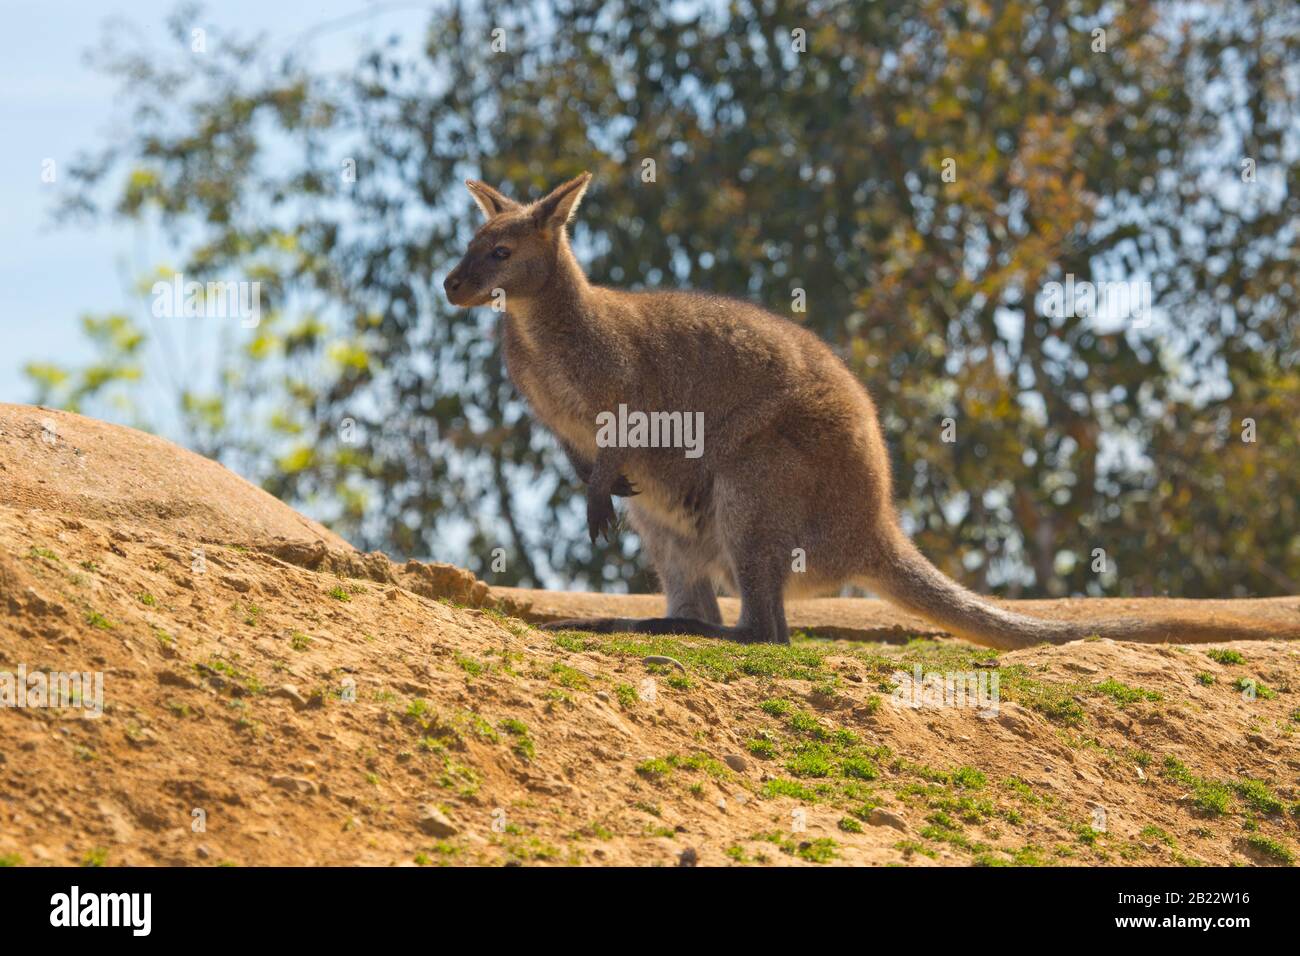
[272,684,309,709]
[526,777,573,797]
[642,655,686,672]
[678,847,699,867]
[722,754,749,773]
[417,805,458,838]
[158,669,199,690]
[996,703,1033,735]
[595,691,611,702]
[269,775,318,796]
[868,808,910,833]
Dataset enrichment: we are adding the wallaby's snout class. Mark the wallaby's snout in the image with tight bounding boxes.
[442,265,474,307]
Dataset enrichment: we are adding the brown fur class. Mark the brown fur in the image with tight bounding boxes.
[446,173,1296,648]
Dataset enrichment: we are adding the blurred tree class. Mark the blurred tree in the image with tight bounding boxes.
[37,0,1298,597]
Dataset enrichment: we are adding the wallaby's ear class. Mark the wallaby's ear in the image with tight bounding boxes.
[531,172,592,230]
[465,180,521,219]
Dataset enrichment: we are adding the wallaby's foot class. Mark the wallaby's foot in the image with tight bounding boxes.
[540,616,785,644]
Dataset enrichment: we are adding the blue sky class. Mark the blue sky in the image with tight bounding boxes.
[0,0,438,407]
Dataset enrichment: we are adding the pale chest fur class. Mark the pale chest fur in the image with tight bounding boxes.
[501,314,598,456]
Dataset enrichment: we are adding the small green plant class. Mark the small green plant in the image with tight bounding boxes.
[1206,648,1244,665]
[635,758,673,782]
[746,737,777,759]
[82,847,108,867]
[1139,825,1175,847]
[455,654,486,677]
[1094,679,1161,706]
[550,662,590,690]
[838,816,864,833]
[785,743,833,778]
[1163,758,1232,816]
[1245,834,1293,865]
[762,778,819,801]
[952,766,987,789]
[1194,672,1215,686]
[328,585,352,602]
[500,718,535,761]
[796,838,838,863]
[840,756,879,781]
[290,631,312,651]
[85,611,114,630]
[1234,677,1277,700]
[1233,779,1285,816]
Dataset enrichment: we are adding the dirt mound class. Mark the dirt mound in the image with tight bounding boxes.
[0,405,347,550]
[1,404,1297,867]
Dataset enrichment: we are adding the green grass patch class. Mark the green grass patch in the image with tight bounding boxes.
[1162,758,1232,816]
[796,838,838,863]
[1093,679,1162,706]
[635,758,673,782]
[762,778,821,801]
[1232,779,1285,816]
[1206,649,1244,665]
[500,718,535,761]
[1245,835,1293,864]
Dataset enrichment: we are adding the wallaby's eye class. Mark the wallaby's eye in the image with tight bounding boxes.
[491,246,511,260]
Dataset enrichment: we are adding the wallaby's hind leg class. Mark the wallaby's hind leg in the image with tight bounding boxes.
[539,493,787,644]
[665,578,722,624]
[539,552,785,644]
[637,511,723,624]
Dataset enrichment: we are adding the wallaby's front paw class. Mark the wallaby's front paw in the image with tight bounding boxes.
[610,474,639,497]
[587,489,617,543]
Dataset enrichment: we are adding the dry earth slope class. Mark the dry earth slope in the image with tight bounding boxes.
[1,404,1298,867]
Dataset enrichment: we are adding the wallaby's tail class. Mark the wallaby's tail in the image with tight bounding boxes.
[866,532,1295,650]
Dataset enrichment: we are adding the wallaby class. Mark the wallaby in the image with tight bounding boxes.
[444,172,1295,649]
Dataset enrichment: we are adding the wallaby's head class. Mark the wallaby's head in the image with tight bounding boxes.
[444,173,591,307]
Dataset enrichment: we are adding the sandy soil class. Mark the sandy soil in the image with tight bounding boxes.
[1,404,1297,867]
